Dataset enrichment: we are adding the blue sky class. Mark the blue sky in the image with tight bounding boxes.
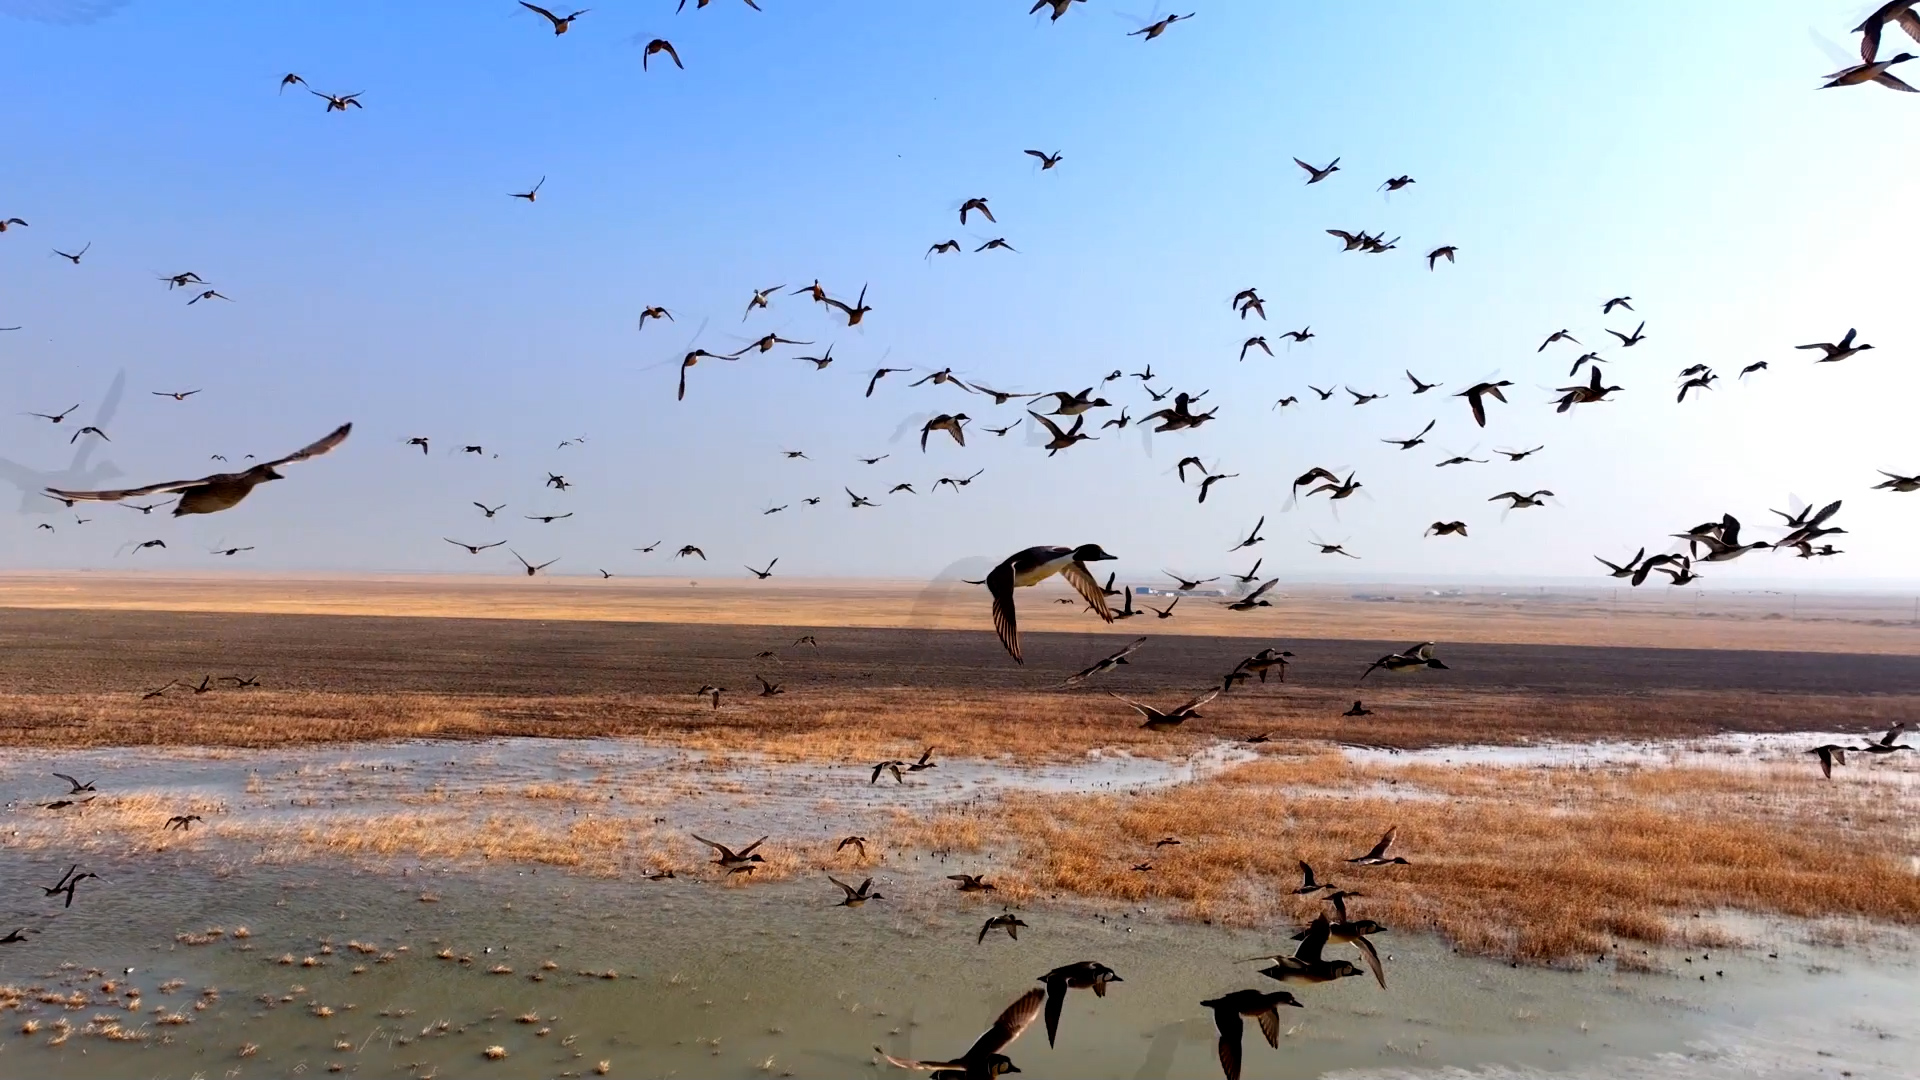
[1,1,1916,584]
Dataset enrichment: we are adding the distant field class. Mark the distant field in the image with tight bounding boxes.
[4,571,1920,653]
[0,603,1913,752]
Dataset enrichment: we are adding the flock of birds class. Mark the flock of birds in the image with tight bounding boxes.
[5,6,1918,1077]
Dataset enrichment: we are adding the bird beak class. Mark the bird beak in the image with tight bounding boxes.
[263,468,286,480]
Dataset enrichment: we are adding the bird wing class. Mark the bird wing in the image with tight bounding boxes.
[964,987,1045,1059]
[1254,1003,1282,1049]
[1466,390,1487,427]
[987,559,1021,662]
[1366,825,1397,859]
[1105,691,1157,720]
[1245,578,1278,601]
[1177,688,1222,714]
[1042,979,1066,1046]
[1298,860,1317,888]
[1212,1008,1244,1080]
[1060,561,1114,621]
[1352,932,1387,989]
[258,422,353,470]
[1295,914,1331,962]
[48,471,239,501]
[827,875,859,900]
[689,835,736,860]
[1027,410,1067,439]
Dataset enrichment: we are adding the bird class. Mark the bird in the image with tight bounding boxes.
[829,876,884,908]
[1359,642,1447,681]
[746,559,778,579]
[1030,0,1085,20]
[1603,296,1634,314]
[511,551,558,576]
[694,683,725,709]
[1676,371,1717,403]
[446,538,506,554]
[1308,385,1335,400]
[1025,150,1063,169]
[474,502,506,518]
[1797,328,1873,362]
[164,814,204,831]
[508,176,545,202]
[1808,743,1855,779]
[1028,412,1095,455]
[756,674,784,697]
[1326,229,1369,251]
[1427,245,1458,270]
[159,272,205,290]
[638,306,673,329]
[731,333,813,357]
[1165,571,1218,591]
[1490,489,1553,510]
[69,426,108,443]
[1538,330,1579,352]
[52,241,91,264]
[210,545,254,557]
[1199,989,1301,1080]
[922,414,970,450]
[1856,723,1911,756]
[0,929,32,945]
[1606,321,1647,347]
[949,874,996,893]
[519,2,587,34]
[1380,174,1416,191]
[1311,539,1360,559]
[836,835,868,857]
[26,404,79,424]
[959,197,995,225]
[975,238,1016,253]
[1405,371,1441,394]
[1197,471,1237,503]
[1279,326,1314,344]
[1874,470,1920,492]
[1227,579,1280,611]
[876,986,1042,1078]
[1037,962,1121,1048]
[692,835,767,873]
[1230,516,1267,551]
[847,488,879,508]
[1567,351,1606,377]
[1823,52,1917,90]
[152,389,201,400]
[871,759,908,785]
[640,37,685,69]
[1294,157,1340,184]
[525,513,573,524]
[1109,689,1218,731]
[866,367,910,397]
[1064,637,1147,686]
[1272,396,1298,409]
[1557,366,1623,411]
[277,73,307,94]
[1291,860,1331,895]
[977,915,1030,944]
[1239,336,1271,361]
[678,0,763,10]
[406,436,429,455]
[985,545,1116,662]
[1128,12,1193,39]
[52,772,96,794]
[823,284,874,326]
[676,545,707,559]
[221,675,260,687]
[1307,472,1362,500]
[1236,647,1293,683]
[1855,1,1920,63]
[47,422,350,516]
[1740,361,1768,378]
[1146,597,1179,620]
[1347,388,1385,406]
[1594,548,1647,578]
[1382,419,1436,450]
[927,240,962,258]
[935,469,986,492]
[311,91,362,112]
[1494,445,1544,461]
[1347,825,1411,865]
[1456,381,1512,427]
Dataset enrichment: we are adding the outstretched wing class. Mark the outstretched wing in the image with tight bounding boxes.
[987,559,1021,662]
[48,472,227,502]
[1213,1008,1244,1080]
[1060,561,1114,621]
[260,422,352,469]
[965,987,1045,1059]
[1294,914,1331,963]
[1352,932,1387,989]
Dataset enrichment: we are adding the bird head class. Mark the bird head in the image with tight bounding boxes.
[1074,544,1118,562]
[260,467,287,481]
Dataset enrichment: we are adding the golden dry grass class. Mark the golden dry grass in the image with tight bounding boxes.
[1,683,1910,760]
[890,753,1920,964]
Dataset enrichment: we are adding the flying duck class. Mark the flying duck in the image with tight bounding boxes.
[1037,962,1121,1047]
[986,545,1116,661]
[48,423,351,515]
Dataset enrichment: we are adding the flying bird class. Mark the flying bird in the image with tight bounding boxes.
[875,987,1043,1078]
[1025,150,1063,169]
[311,91,363,112]
[1128,12,1193,39]
[1359,643,1447,682]
[1797,328,1873,363]
[508,176,545,202]
[1064,637,1148,686]
[959,197,995,225]
[1823,52,1917,91]
[1603,296,1634,314]
[1294,157,1340,184]
[47,423,350,516]
[52,241,91,264]
[511,551,557,576]
[985,545,1117,662]
[1200,988,1301,1080]
[1456,381,1512,428]
[1426,245,1457,270]
[642,39,683,70]
[1606,321,1647,347]
[446,538,506,554]
[519,2,587,34]
[1855,1,1920,62]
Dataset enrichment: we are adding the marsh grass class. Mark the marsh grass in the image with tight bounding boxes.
[892,756,1920,964]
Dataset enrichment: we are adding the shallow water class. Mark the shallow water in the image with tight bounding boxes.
[3,735,1916,1078]
[3,851,1916,1080]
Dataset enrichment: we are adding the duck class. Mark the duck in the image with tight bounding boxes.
[1343,700,1371,717]
[1064,637,1147,685]
[949,874,996,893]
[1291,860,1331,894]
[829,876,884,908]
[1236,647,1293,683]
[922,414,970,450]
[877,986,1042,1079]
[1359,642,1446,682]
[1199,989,1302,1080]
[695,684,724,709]
[1796,328,1874,362]
[1030,0,1086,20]
[908,746,938,772]
[1856,722,1911,756]
[1854,2,1920,63]
[1109,689,1218,731]
[1425,521,1469,537]
[1347,825,1410,865]
[1595,548,1647,578]
[1606,321,1648,347]
[1382,419,1435,450]
[1873,470,1920,492]
[1537,329,1580,352]
[836,835,868,857]
[519,2,586,33]
[1025,149,1064,169]
[691,834,767,872]
[1307,472,1362,499]
[1029,411,1096,455]
[1226,579,1279,611]
[47,423,351,516]
[958,197,995,225]
[1489,489,1553,509]
[1822,52,1917,90]
[52,772,96,794]
[1456,381,1512,427]
[1290,892,1388,988]
[1807,743,1856,779]
[1037,962,1121,1047]
[979,913,1029,943]
[1034,388,1111,416]
[985,544,1117,662]
[1556,366,1622,411]
[1246,915,1363,984]
[1294,157,1340,184]
[1128,11,1192,39]
[871,760,907,785]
